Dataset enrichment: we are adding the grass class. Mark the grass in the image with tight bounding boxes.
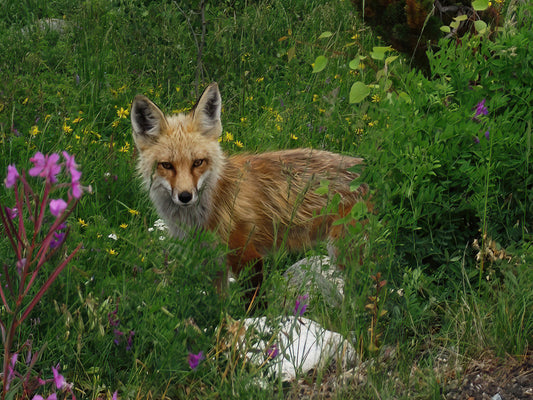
[0,0,532,399]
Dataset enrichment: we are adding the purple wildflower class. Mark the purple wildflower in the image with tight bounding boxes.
[4,165,19,188]
[126,330,135,351]
[187,351,204,370]
[29,152,61,183]
[266,344,279,359]
[49,199,67,217]
[294,294,309,316]
[112,392,118,400]
[32,394,57,400]
[62,152,83,198]
[51,364,66,389]
[16,258,27,275]
[113,329,124,345]
[6,353,18,390]
[474,99,488,117]
[473,136,480,144]
[5,206,18,220]
[485,130,490,141]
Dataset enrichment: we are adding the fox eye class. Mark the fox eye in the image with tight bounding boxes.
[192,159,205,168]
[160,162,173,170]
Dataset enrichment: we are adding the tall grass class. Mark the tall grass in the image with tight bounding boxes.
[0,0,531,398]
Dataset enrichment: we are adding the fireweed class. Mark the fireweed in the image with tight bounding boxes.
[0,151,88,399]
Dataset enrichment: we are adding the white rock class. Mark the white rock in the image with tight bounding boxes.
[242,316,357,382]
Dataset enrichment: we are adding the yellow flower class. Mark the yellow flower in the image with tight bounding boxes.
[63,122,73,134]
[30,125,40,136]
[107,248,118,256]
[256,77,264,83]
[129,209,140,215]
[290,134,298,140]
[176,86,181,93]
[78,218,88,227]
[371,94,381,103]
[120,223,128,229]
[117,107,129,119]
[247,96,254,101]
[44,114,52,122]
[22,97,29,105]
[351,34,359,40]
[240,117,247,123]
[275,114,283,123]
[313,94,319,102]
[111,120,120,128]
[275,124,282,131]
[119,142,130,153]
[224,132,234,142]
[73,116,83,123]
[234,140,243,148]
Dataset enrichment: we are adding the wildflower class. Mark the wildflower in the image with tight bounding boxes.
[473,136,480,144]
[290,134,298,140]
[266,344,279,359]
[5,165,19,188]
[113,328,124,345]
[256,77,264,83]
[30,125,40,136]
[473,99,488,119]
[52,364,66,389]
[240,117,247,123]
[29,152,61,183]
[313,94,319,102]
[128,209,140,216]
[78,218,88,227]
[108,233,118,240]
[32,394,57,400]
[50,229,66,249]
[234,140,243,148]
[120,223,128,229]
[107,249,118,255]
[111,120,120,128]
[117,107,129,119]
[176,86,181,93]
[5,206,18,219]
[16,259,27,275]
[62,121,73,134]
[6,353,17,390]
[112,392,118,400]
[73,116,83,123]
[294,294,309,316]
[485,130,490,140]
[371,94,381,103]
[224,132,234,142]
[49,199,67,217]
[187,351,205,370]
[126,330,135,351]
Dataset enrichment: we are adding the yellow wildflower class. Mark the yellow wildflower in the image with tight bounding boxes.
[63,122,73,134]
[129,209,140,216]
[224,132,234,142]
[22,97,29,105]
[234,140,243,148]
[313,94,319,102]
[112,120,120,128]
[290,134,298,140]
[176,86,181,93]
[256,77,264,83]
[240,117,247,123]
[107,249,118,256]
[117,107,129,119]
[371,94,381,103]
[73,116,83,123]
[78,218,88,227]
[120,223,128,229]
[30,125,40,136]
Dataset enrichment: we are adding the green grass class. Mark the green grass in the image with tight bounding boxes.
[0,0,532,399]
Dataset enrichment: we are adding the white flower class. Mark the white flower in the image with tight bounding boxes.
[108,233,118,240]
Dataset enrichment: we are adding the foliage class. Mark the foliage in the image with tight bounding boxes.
[0,0,531,398]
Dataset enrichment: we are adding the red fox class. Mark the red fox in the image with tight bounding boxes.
[131,83,369,294]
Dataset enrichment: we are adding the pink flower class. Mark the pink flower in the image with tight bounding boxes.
[294,294,309,316]
[32,394,57,400]
[4,164,19,188]
[187,351,204,370]
[62,152,83,198]
[29,152,61,183]
[52,365,66,389]
[5,206,18,220]
[49,199,67,217]
[266,344,279,359]
[112,392,118,400]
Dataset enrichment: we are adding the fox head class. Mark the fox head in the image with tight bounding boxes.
[131,83,224,210]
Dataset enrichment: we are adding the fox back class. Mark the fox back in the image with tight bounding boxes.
[131,83,368,289]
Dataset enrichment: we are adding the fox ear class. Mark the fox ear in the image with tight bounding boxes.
[131,95,168,146]
[192,83,222,138]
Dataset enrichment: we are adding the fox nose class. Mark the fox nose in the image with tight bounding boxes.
[178,191,193,204]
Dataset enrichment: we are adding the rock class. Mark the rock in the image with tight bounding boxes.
[242,316,357,382]
[283,256,344,307]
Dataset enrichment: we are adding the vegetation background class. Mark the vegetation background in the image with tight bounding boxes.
[0,0,531,398]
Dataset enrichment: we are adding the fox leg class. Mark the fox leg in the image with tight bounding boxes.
[227,225,264,307]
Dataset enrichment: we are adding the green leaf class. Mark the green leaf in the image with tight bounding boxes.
[287,46,296,62]
[440,25,451,33]
[349,56,360,69]
[474,20,487,33]
[385,55,398,65]
[370,46,392,60]
[454,14,468,22]
[450,20,460,30]
[312,55,328,73]
[472,0,489,11]
[318,31,333,39]
[349,82,370,103]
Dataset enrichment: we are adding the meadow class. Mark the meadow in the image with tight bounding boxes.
[0,0,532,399]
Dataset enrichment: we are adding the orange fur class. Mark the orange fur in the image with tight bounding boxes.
[131,83,369,292]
